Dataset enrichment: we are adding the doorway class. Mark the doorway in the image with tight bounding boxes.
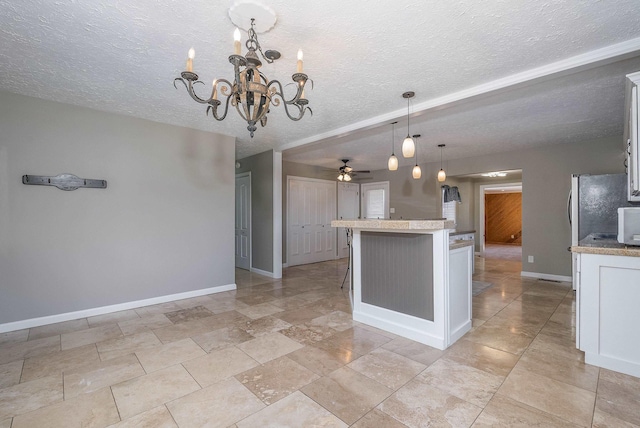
[235,173,251,270]
[479,182,522,261]
[337,182,359,259]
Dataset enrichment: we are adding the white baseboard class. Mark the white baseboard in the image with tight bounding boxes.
[250,267,277,278]
[282,262,289,268]
[520,271,572,283]
[0,283,236,334]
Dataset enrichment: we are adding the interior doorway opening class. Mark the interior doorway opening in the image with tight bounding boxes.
[479,182,522,261]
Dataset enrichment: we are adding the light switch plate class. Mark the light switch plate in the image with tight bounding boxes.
[528,255,534,263]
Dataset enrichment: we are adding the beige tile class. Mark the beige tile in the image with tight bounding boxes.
[236,292,277,306]
[444,339,519,377]
[61,324,123,351]
[106,406,178,428]
[88,310,140,327]
[118,313,173,336]
[517,346,599,391]
[164,306,214,324]
[472,394,581,427]
[111,365,201,420]
[166,377,265,427]
[273,306,325,325]
[0,329,28,346]
[28,318,89,340]
[236,302,285,320]
[21,343,99,382]
[135,338,205,372]
[96,331,161,361]
[0,418,10,428]
[236,391,347,428]
[287,344,357,376]
[593,407,640,428]
[191,325,254,352]
[317,326,392,356]
[418,357,504,407]
[183,346,258,387]
[497,366,595,427]
[0,359,23,389]
[310,310,354,332]
[0,375,63,420]
[279,322,336,345]
[64,354,145,398]
[381,336,444,366]
[351,409,407,428]
[0,335,60,365]
[151,312,249,344]
[379,379,482,428]
[528,332,584,362]
[235,315,291,337]
[596,369,640,426]
[464,322,535,355]
[134,302,182,317]
[301,366,392,425]
[173,295,215,310]
[236,356,319,404]
[236,332,304,364]
[202,298,250,314]
[348,348,426,390]
[12,387,119,428]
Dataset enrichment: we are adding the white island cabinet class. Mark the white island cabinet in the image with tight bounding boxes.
[573,247,640,378]
[332,219,473,350]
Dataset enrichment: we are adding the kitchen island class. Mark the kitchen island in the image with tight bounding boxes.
[331,219,473,350]
[571,236,640,378]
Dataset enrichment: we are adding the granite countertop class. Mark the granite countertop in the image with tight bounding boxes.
[331,219,455,230]
[571,233,640,257]
[450,240,475,250]
[450,230,476,236]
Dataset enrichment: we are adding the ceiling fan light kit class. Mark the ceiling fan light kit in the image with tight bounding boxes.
[174,2,312,138]
[401,92,416,158]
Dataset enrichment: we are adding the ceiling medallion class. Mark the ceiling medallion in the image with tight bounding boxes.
[174,6,312,138]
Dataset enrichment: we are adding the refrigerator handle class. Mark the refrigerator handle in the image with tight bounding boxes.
[567,190,572,226]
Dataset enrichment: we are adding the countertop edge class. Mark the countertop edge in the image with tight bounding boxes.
[571,245,640,257]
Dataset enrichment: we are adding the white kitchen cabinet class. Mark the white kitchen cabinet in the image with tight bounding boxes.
[624,71,640,202]
[576,252,640,377]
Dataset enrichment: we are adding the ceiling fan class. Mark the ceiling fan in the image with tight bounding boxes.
[337,159,370,182]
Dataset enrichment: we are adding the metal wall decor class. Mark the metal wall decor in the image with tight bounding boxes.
[174,18,312,138]
[22,174,107,191]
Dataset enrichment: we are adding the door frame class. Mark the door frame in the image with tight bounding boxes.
[360,181,390,219]
[478,181,522,255]
[286,175,338,266]
[235,172,251,270]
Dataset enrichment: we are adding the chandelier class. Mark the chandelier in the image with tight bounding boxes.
[174,18,312,138]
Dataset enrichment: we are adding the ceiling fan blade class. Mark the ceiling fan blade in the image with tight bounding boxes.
[353,170,370,174]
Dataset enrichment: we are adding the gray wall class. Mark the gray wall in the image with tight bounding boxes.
[236,150,274,273]
[366,136,624,277]
[0,91,236,325]
[281,161,336,264]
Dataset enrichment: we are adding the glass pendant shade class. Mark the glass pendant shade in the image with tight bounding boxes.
[402,136,415,158]
[438,169,446,182]
[412,165,422,179]
[344,174,352,182]
[388,154,398,171]
[337,174,344,181]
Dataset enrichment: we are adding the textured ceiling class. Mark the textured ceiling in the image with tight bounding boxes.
[1,1,640,171]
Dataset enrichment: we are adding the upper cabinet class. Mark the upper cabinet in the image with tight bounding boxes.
[625,71,640,202]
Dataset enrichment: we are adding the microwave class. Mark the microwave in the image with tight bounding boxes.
[618,207,640,245]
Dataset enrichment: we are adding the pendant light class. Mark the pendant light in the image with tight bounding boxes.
[388,121,398,171]
[437,144,447,182]
[412,134,422,179]
[401,92,415,158]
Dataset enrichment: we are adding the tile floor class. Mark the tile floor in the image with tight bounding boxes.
[1,257,639,427]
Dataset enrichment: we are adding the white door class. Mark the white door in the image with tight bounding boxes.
[288,177,336,267]
[361,181,390,219]
[235,174,251,270]
[337,182,359,258]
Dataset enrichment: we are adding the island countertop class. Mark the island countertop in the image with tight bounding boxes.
[331,219,455,230]
[570,233,640,257]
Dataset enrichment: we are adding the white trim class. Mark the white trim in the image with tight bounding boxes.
[250,267,279,278]
[585,353,640,379]
[479,181,522,255]
[278,37,640,153]
[520,271,572,283]
[281,262,289,268]
[272,151,283,279]
[0,284,236,333]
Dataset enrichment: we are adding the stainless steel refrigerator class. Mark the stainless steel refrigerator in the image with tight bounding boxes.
[569,173,638,289]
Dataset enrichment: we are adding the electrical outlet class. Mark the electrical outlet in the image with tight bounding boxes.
[528,255,534,263]
[390,208,395,214]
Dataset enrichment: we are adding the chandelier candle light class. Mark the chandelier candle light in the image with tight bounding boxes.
[401,92,416,158]
[175,18,312,138]
[412,134,422,179]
